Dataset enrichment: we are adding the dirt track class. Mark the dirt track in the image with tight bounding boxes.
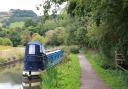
[78,53,109,89]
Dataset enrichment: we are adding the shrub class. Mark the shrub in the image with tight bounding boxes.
[0,37,13,46]
[4,38,13,46]
[45,27,65,46]
[0,37,4,45]
[69,46,80,54]
[32,33,46,43]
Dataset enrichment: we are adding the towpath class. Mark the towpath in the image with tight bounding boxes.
[78,53,109,89]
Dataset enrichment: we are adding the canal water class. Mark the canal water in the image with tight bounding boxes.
[0,63,23,89]
[0,63,42,89]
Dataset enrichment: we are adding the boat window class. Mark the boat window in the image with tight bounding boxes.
[40,45,46,53]
[29,45,35,54]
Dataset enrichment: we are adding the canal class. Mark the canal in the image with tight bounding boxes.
[0,63,23,89]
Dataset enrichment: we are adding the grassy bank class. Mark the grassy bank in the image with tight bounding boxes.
[84,49,128,89]
[0,45,24,63]
[41,54,80,89]
[0,45,12,50]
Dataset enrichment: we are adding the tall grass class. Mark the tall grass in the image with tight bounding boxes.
[41,54,80,89]
[0,45,12,50]
[0,46,24,63]
[84,49,128,89]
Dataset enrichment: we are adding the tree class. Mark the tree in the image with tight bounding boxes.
[3,38,13,46]
[45,27,65,46]
[0,37,12,46]
[32,33,46,44]
[0,29,6,37]
[76,27,88,47]
[8,30,21,46]
[21,30,32,45]
[24,19,37,27]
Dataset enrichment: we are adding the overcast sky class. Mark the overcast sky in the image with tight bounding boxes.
[0,0,67,15]
[0,0,42,15]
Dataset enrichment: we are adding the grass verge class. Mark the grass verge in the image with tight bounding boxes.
[41,54,80,89]
[84,49,128,89]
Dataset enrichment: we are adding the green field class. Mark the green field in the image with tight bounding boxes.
[41,54,80,89]
[84,49,128,89]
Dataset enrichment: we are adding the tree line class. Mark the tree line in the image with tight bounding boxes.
[0,0,128,68]
[39,0,128,67]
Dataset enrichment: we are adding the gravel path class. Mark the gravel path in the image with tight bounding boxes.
[78,53,109,89]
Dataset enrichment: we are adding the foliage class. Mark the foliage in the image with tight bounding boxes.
[24,19,37,27]
[32,33,46,44]
[40,20,59,35]
[0,28,7,37]
[0,0,127,68]
[37,0,66,21]
[27,26,40,33]
[9,22,24,28]
[7,29,21,46]
[69,45,80,54]
[0,28,22,47]
[45,27,65,46]
[21,30,32,45]
[64,0,128,65]
[41,54,80,89]
[75,27,88,46]
[0,37,12,46]
[64,18,78,45]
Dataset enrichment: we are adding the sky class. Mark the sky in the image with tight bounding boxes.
[0,0,67,15]
[0,0,42,15]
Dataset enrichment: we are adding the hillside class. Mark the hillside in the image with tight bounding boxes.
[0,11,10,22]
[0,9,40,26]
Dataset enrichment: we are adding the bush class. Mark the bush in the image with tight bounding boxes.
[0,37,13,46]
[69,46,80,54]
[45,27,65,46]
[0,37,4,45]
[32,33,46,43]
[4,38,13,46]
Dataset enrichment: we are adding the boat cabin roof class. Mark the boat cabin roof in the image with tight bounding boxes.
[28,41,43,46]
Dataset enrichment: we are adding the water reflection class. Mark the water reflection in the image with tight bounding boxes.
[0,63,23,89]
[22,75,41,89]
[0,63,42,89]
[0,83,22,89]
